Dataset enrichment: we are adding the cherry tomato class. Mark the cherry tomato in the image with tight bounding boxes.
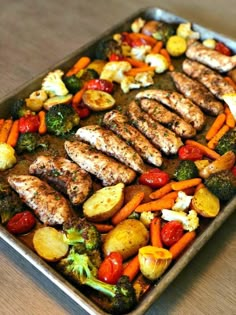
[19,115,40,133]
[231,166,236,177]
[109,53,124,61]
[86,79,114,94]
[98,252,123,284]
[130,38,146,47]
[178,144,203,161]
[6,211,36,235]
[121,32,133,46]
[139,168,170,189]
[161,221,184,247]
[215,42,232,56]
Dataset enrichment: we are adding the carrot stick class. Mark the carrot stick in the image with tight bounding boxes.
[205,113,226,140]
[151,41,163,53]
[160,191,178,201]
[66,56,91,77]
[207,124,230,149]
[0,119,4,130]
[169,231,196,259]
[6,120,19,147]
[171,178,202,191]
[160,48,174,71]
[38,111,47,135]
[224,105,235,128]
[93,223,114,233]
[112,192,144,225]
[150,217,163,248]
[72,86,86,107]
[124,57,147,68]
[224,76,236,89]
[129,33,157,46]
[149,182,174,200]
[122,255,140,281]
[0,119,13,143]
[185,140,220,160]
[125,66,155,76]
[135,198,175,213]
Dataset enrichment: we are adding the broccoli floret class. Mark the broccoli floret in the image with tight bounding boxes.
[95,38,122,60]
[205,170,236,201]
[215,129,236,155]
[63,217,101,251]
[152,22,176,43]
[42,69,69,96]
[58,248,137,314]
[10,99,33,119]
[63,75,83,94]
[78,68,99,86]
[16,132,48,154]
[174,160,199,181]
[45,104,80,136]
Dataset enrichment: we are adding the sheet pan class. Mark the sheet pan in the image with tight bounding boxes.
[0,6,235,315]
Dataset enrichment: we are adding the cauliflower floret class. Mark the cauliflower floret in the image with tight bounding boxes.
[42,69,68,97]
[145,53,169,73]
[100,61,131,83]
[202,38,216,49]
[140,211,156,228]
[177,22,200,40]
[121,76,141,94]
[135,71,154,87]
[121,71,154,93]
[130,45,151,61]
[172,191,193,212]
[161,209,199,232]
[131,17,146,33]
[0,143,17,171]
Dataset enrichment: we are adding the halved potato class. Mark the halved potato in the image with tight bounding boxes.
[124,184,153,204]
[83,183,124,222]
[33,227,69,262]
[82,90,115,111]
[191,187,220,218]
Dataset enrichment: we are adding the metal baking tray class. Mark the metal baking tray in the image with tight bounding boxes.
[0,6,235,315]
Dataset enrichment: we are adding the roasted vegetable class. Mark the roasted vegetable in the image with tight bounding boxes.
[7,210,36,235]
[10,99,33,120]
[215,129,236,155]
[204,170,236,201]
[192,187,220,217]
[152,22,176,43]
[161,209,199,232]
[16,132,48,153]
[78,68,99,85]
[42,69,68,96]
[45,104,80,136]
[63,75,83,94]
[95,37,122,60]
[82,90,116,111]
[166,35,187,57]
[0,143,17,171]
[58,248,137,314]
[174,160,199,181]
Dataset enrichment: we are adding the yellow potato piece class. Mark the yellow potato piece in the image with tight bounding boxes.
[82,89,115,111]
[33,227,69,262]
[166,35,187,57]
[83,183,125,222]
[192,187,220,218]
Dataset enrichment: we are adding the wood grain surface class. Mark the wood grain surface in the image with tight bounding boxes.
[0,1,235,314]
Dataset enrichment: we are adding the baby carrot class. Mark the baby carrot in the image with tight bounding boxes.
[66,56,91,77]
[0,119,13,143]
[224,76,236,90]
[171,178,202,191]
[129,33,157,46]
[125,66,155,76]
[149,182,174,200]
[205,113,226,140]
[224,105,235,128]
[135,198,175,213]
[72,86,87,107]
[160,48,174,71]
[122,255,140,281]
[169,231,196,259]
[151,41,163,53]
[207,124,230,149]
[160,191,178,201]
[124,57,147,68]
[38,111,47,135]
[112,192,144,225]
[150,217,163,248]
[185,140,220,160]
[6,120,19,147]
[93,223,114,233]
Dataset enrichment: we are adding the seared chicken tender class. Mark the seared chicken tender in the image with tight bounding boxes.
[64,140,136,186]
[139,98,196,138]
[136,89,205,131]
[186,41,236,73]
[8,175,73,225]
[76,125,146,173]
[103,110,163,167]
[183,59,236,100]
[127,101,183,155]
[29,156,92,205]
[170,71,224,115]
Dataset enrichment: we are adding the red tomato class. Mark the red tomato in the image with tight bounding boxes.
[130,38,146,47]
[161,221,184,247]
[121,32,133,46]
[86,79,114,94]
[231,166,236,177]
[178,144,203,161]
[98,252,123,284]
[19,115,40,133]
[139,168,170,189]
[6,211,36,235]
[109,53,124,61]
[215,42,232,56]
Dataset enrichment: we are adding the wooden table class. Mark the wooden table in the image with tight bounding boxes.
[0,1,235,314]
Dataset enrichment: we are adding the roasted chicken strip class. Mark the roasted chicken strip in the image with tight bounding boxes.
[183,59,236,100]
[103,110,163,167]
[127,101,183,155]
[64,140,136,186]
[139,98,196,138]
[135,89,205,131]
[186,40,236,72]
[170,71,224,115]
[29,156,92,205]
[76,125,146,173]
[8,175,73,225]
